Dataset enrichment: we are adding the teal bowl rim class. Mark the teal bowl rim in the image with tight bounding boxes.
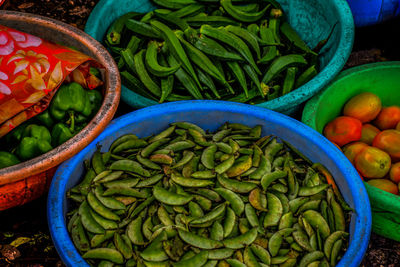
[84,0,355,114]
[48,101,371,267]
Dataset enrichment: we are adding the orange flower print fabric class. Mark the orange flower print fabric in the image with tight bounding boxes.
[0,25,103,137]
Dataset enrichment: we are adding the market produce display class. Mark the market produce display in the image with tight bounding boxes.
[66,122,351,267]
[0,80,103,169]
[104,0,320,104]
[323,92,400,195]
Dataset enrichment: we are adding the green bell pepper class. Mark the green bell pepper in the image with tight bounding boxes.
[49,82,91,121]
[0,151,20,168]
[16,124,53,160]
[52,123,74,147]
[5,123,28,147]
[36,110,54,129]
[75,89,103,123]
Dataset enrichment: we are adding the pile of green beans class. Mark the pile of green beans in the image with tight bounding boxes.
[66,122,351,267]
[104,0,320,104]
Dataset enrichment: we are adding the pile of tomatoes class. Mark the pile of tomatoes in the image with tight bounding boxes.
[324,92,400,195]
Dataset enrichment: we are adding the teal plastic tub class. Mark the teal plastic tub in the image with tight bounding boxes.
[84,0,354,115]
[48,101,371,267]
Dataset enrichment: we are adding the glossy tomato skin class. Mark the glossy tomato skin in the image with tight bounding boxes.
[367,179,399,195]
[390,162,400,184]
[360,124,380,145]
[343,141,368,164]
[323,116,362,147]
[374,106,400,130]
[343,92,381,123]
[355,146,391,178]
[373,129,400,162]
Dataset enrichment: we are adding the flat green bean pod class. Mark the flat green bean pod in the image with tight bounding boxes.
[153,185,193,205]
[217,174,257,193]
[82,248,124,264]
[223,227,258,249]
[263,192,283,228]
[178,229,223,249]
[214,187,244,216]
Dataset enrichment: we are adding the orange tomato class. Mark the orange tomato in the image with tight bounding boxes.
[323,116,362,147]
[396,121,400,131]
[389,162,400,184]
[354,146,391,178]
[343,92,381,123]
[373,106,400,130]
[360,124,380,145]
[367,179,399,195]
[342,142,368,164]
[372,129,400,162]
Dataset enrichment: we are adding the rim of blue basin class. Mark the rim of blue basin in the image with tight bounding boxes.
[48,100,371,267]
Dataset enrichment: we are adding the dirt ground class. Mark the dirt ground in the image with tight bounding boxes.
[1,0,400,266]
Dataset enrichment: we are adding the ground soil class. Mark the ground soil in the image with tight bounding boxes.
[1,0,400,266]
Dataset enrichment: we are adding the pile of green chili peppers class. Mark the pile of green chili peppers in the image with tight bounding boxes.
[0,82,103,169]
[105,0,321,104]
[66,122,351,267]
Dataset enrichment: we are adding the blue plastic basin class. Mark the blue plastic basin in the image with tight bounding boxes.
[347,0,400,27]
[84,0,354,115]
[48,101,371,267]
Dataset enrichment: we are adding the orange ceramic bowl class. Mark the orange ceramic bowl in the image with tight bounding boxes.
[0,11,120,211]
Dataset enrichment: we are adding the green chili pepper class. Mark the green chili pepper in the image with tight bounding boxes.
[125,19,161,38]
[167,53,203,99]
[262,54,307,84]
[154,11,190,31]
[106,12,142,45]
[185,16,240,27]
[145,41,181,77]
[221,0,269,22]
[176,32,233,94]
[134,49,162,97]
[192,34,243,61]
[226,61,248,98]
[168,4,205,18]
[200,25,260,75]
[152,0,197,9]
[225,25,261,60]
[151,20,202,88]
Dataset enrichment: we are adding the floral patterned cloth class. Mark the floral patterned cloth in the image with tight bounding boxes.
[0,25,102,138]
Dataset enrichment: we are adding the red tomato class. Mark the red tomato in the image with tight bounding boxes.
[374,106,400,130]
[323,116,362,147]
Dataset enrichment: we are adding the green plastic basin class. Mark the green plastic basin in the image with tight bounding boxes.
[84,0,354,115]
[302,61,400,241]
